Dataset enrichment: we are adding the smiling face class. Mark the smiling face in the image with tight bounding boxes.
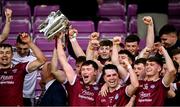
[103,69,119,89]
[125,42,139,55]
[81,64,97,84]
[0,47,13,68]
[98,46,112,60]
[145,61,161,77]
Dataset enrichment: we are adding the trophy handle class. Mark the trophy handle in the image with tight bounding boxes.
[38,10,70,40]
[38,10,70,50]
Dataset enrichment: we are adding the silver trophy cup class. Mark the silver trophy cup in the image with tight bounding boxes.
[38,10,70,41]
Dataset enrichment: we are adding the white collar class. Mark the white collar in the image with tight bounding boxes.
[45,79,56,90]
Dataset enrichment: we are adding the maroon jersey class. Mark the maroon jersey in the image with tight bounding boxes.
[135,79,169,106]
[0,63,27,106]
[96,86,130,106]
[65,76,101,106]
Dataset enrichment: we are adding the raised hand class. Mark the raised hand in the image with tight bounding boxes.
[113,36,121,45]
[5,8,12,21]
[143,16,153,25]
[20,32,32,44]
[69,28,78,39]
[158,46,166,55]
[90,39,100,49]
[122,58,131,70]
[99,83,109,97]
[89,32,100,40]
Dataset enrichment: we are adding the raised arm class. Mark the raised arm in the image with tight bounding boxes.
[86,32,100,60]
[20,33,46,72]
[111,36,128,80]
[143,16,154,48]
[137,16,154,59]
[51,48,66,83]
[137,46,152,59]
[0,8,12,43]
[56,33,76,84]
[69,28,85,57]
[125,60,139,97]
[160,46,177,86]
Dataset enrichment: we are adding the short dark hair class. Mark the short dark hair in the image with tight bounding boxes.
[81,60,98,70]
[147,56,163,67]
[102,64,119,77]
[118,50,135,62]
[0,43,13,53]
[99,39,113,47]
[76,56,86,64]
[159,24,177,37]
[134,58,147,65]
[171,49,180,57]
[125,35,140,44]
